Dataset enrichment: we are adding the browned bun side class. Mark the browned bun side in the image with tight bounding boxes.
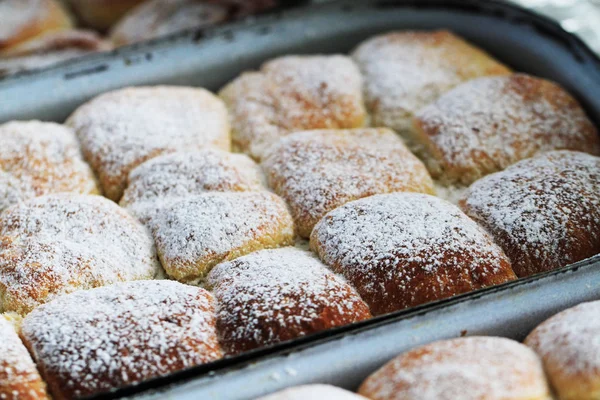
[63,0,146,31]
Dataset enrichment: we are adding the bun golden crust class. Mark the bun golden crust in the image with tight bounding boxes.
[153,192,294,283]
[21,280,222,400]
[359,336,552,400]
[64,0,146,31]
[0,315,49,400]
[460,151,600,277]
[67,86,230,201]
[352,30,510,137]
[220,55,366,160]
[310,193,516,315]
[262,128,434,238]
[413,74,600,186]
[259,384,368,400]
[525,301,600,400]
[0,194,161,315]
[0,121,99,213]
[206,248,371,355]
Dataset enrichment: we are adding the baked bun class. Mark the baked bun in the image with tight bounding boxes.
[352,30,510,137]
[0,194,161,315]
[258,384,367,400]
[206,248,371,355]
[262,128,434,238]
[413,74,600,186]
[153,192,294,283]
[63,0,146,31]
[0,314,49,400]
[21,280,222,400]
[220,55,366,160]
[459,151,600,277]
[0,30,110,76]
[121,149,266,224]
[359,336,552,400]
[111,0,277,46]
[525,301,600,400]
[67,86,230,201]
[0,121,99,213]
[310,193,516,316]
[0,0,72,52]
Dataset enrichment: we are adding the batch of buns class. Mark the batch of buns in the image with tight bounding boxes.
[0,0,278,76]
[0,28,599,400]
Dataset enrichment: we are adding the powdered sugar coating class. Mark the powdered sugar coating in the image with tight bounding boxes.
[0,121,99,213]
[262,128,434,238]
[153,192,295,282]
[220,55,366,160]
[352,30,510,137]
[207,248,371,355]
[525,301,600,400]
[121,150,266,224]
[0,194,161,315]
[359,336,551,400]
[460,151,600,277]
[259,384,367,400]
[310,193,515,315]
[21,280,222,400]
[0,315,49,400]
[414,74,600,186]
[67,86,230,201]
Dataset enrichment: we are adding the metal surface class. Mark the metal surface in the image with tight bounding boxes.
[1,1,600,399]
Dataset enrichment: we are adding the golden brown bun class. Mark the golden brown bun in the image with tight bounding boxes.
[67,86,231,201]
[0,121,99,213]
[262,128,434,238]
[206,248,371,355]
[359,336,552,400]
[121,149,266,225]
[0,315,49,400]
[525,301,600,400]
[153,192,294,283]
[64,0,146,31]
[258,384,368,400]
[0,194,162,315]
[413,74,600,186]
[0,0,72,52]
[352,30,510,138]
[310,193,516,316]
[21,280,222,400]
[220,55,366,160]
[459,151,600,277]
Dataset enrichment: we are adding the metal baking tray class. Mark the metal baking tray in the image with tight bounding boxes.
[1,0,599,399]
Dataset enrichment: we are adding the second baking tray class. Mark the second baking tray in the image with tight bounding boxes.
[1,0,599,399]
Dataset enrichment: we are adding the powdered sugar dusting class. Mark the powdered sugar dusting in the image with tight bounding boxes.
[0,194,161,315]
[460,151,600,277]
[220,55,366,160]
[0,0,51,47]
[360,337,551,400]
[21,280,222,399]
[259,384,368,400]
[262,128,434,238]
[206,248,371,354]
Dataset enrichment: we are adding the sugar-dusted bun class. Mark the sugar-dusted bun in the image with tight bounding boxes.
[0,121,99,213]
[63,0,146,31]
[220,55,366,160]
[258,384,368,400]
[153,192,294,283]
[413,74,600,186]
[121,150,266,224]
[0,194,161,315]
[67,86,230,201]
[459,151,600,277]
[0,315,49,400]
[359,336,552,400]
[352,30,510,137]
[0,0,72,52]
[310,193,515,316]
[262,128,434,238]
[21,280,222,400]
[0,30,111,76]
[525,301,600,400]
[206,248,371,355]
